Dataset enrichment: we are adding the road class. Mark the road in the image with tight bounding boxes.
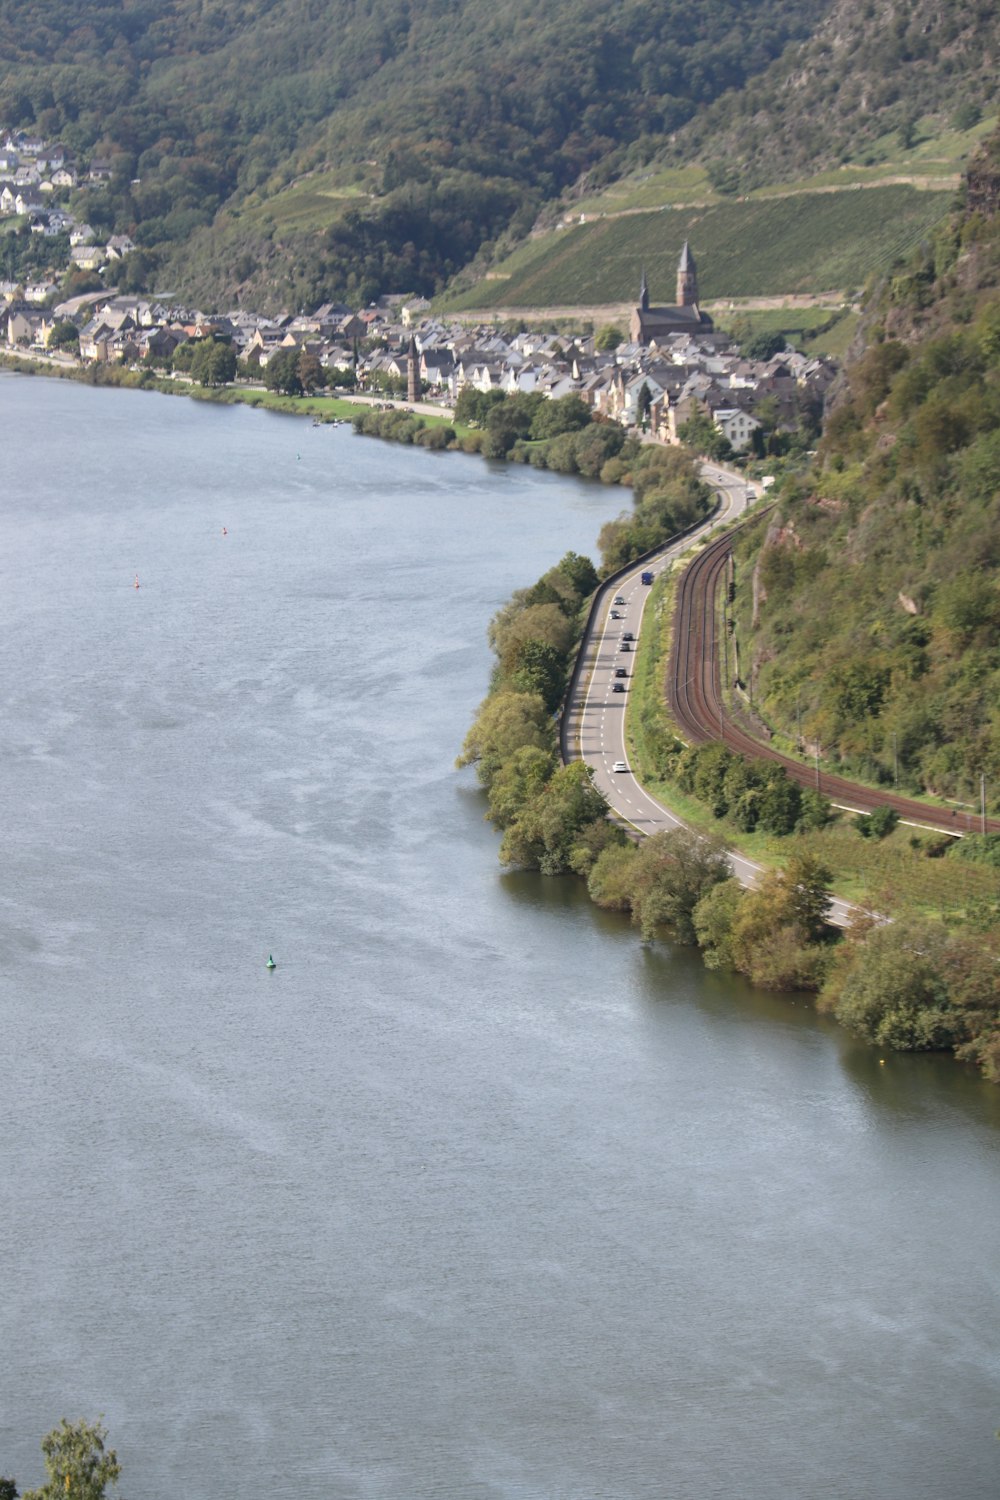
[563,465,856,927]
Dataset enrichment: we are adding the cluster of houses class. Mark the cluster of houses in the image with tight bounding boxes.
[0,226,838,450]
[0,128,133,302]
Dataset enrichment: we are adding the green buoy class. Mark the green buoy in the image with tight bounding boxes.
[266,953,276,970]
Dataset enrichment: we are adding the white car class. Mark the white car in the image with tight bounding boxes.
[612,761,628,773]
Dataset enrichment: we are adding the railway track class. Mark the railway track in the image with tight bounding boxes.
[668,521,1000,835]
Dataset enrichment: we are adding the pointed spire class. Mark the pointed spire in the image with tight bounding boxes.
[639,265,649,311]
[676,242,699,307]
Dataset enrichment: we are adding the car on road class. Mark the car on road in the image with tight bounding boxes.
[613,761,628,773]
[619,641,631,651]
[613,596,626,605]
[612,682,626,693]
[610,609,622,619]
[614,667,628,678]
[622,631,635,642]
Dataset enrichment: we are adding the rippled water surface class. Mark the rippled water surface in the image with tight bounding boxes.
[2,375,999,1499]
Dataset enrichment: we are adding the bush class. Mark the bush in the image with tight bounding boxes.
[855,806,898,839]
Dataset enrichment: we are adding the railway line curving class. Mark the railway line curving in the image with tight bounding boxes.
[668,521,1000,836]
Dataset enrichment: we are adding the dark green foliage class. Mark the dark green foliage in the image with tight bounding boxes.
[692,853,833,990]
[627,826,731,943]
[482,392,545,459]
[948,834,1000,868]
[820,920,957,1050]
[190,338,237,387]
[676,742,804,835]
[597,445,710,573]
[511,638,567,711]
[22,1419,120,1500]
[855,806,898,840]
[454,387,507,426]
[743,330,787,360]
[594,324,624,352]
[0,0,826,307]
[263,347,304,396]
[48,321,80,352]
[732,142,1000,809]
[499,760,612,874]
[529,394,591,442]
[678,410,732,462]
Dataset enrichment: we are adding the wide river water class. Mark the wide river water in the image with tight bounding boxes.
[2,374,999,1500]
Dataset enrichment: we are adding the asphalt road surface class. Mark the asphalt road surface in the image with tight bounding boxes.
[565,466,856,927]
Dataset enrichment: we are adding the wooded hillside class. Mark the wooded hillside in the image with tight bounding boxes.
[732,129,1000,811]
[0,0,825,306]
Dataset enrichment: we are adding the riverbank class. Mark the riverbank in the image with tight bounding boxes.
[462,515,1000,1081]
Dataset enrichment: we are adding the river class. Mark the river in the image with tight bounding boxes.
[1,374,998,1500]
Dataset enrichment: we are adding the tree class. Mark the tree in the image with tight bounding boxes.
[678,409,728,460]
[627,826,731,943]
[0,1478,18,1500]
[529,394,591,441]
[594,324,624,352]
[296,351,324,393]
[191,338,236,387]
[47,321,80,353]
[263,347,304,396]
[499,760,610,873]
[22,1419,120,1500]
[456,689,552,788]
[820,920,955,1050]
[692,877,745,968]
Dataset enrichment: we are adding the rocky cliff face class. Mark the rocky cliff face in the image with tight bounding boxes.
[965,133,1000,219]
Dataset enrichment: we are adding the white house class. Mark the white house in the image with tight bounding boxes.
[714,407,762,453]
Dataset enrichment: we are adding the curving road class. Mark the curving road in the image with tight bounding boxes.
[563,465,856,927]
[668,520,1000,838]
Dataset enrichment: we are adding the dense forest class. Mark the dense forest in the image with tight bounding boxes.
[732,128,1000,810]
[6,0,995,310]
[655,0,999,194]
[0,0,829,306]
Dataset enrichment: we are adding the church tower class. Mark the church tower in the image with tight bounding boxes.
[639,266,650,311]
[676,241,698,308]
[407,333,419,405]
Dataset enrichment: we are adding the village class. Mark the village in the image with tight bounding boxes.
[0,128,837,451]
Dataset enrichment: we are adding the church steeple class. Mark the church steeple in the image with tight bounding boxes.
[407,333,419,404]
[639,266,649,311]
[676,241,698,307]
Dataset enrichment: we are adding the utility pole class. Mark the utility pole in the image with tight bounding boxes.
[981,772,987,835]
[815,748,821,793]
[892,731,898,788]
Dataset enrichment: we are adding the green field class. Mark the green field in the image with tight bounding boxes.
[710,305,860,358]
[238,173,369,233]
[441,186,953,310]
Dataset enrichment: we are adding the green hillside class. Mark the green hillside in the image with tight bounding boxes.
[1,0,996,308]
[0,0,828,308]
[441,185,954,309]
[728,130,1000,811]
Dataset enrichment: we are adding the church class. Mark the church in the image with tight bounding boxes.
[629,242,714,344]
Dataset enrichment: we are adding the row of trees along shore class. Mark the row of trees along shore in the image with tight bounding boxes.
[458,445,1000,1083]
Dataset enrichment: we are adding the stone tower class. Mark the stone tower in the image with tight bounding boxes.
[407,334,419,404]
[639,266,650,312]
[676,241,698,308]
